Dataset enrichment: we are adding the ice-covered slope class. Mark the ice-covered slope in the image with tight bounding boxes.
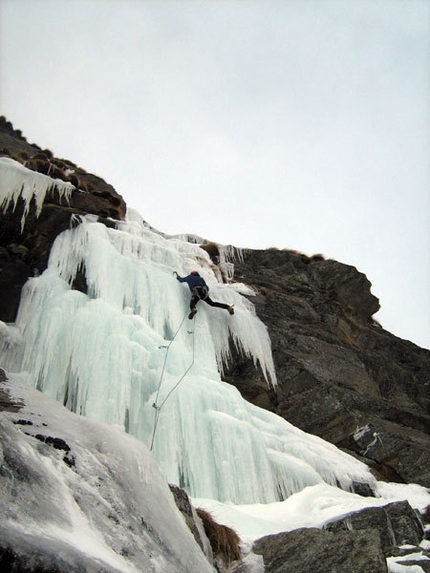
[0,373,214,573]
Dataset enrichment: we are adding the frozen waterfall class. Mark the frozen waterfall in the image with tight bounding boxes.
[0,161,375,504]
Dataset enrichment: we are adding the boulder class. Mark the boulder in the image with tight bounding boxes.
[253,527,388,573]
[326,501,424,555]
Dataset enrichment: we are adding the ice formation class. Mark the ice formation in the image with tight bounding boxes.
[0,157,73,231]
[0,374,214,573]
[0,162,377,505]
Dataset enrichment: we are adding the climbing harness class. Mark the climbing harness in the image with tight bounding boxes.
[191,285,208,300]
[150,310,197,451]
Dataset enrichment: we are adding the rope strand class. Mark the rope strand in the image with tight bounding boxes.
[150,312,196,451]
[157,323,196,410]
[153,310,188,408]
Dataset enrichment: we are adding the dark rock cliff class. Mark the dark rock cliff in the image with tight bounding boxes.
[225,248,430,488]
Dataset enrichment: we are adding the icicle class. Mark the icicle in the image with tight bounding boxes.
[220,244,245,264]
[0,157,73,231]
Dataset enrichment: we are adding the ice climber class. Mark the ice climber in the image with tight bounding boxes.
[174,270,235,320]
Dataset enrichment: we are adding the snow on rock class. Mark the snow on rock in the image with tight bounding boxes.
[0,214,377,504]
[387,558,427,573]
[195,482,430,573]
[0,373,214,573]
[194,482,430,545]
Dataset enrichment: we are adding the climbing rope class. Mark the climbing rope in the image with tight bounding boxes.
[152,310,189,408]
[150,311,197,451]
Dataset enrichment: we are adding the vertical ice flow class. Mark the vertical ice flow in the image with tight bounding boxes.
[0,165,375,504]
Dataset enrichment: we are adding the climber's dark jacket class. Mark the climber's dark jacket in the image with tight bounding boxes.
[176,272,208,292]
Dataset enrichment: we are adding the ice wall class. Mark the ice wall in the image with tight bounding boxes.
[0,168,375,504]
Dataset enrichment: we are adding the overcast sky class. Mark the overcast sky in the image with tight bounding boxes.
[1,0,429,349]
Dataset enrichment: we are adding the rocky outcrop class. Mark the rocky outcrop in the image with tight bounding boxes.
[251,500,429,573]
[169,485,211,557]
[325,500,425,555]
[253,527,388,573]
[224,247,430,487]
[0,117,126,322]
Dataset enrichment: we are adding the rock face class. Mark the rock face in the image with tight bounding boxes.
[325,500,424,555]
[0,116,126,322]
[169,484,211,558]
[224,247,430,488]
[253,527,388,573]
[252,500,427,573]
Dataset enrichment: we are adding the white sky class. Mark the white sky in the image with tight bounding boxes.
[1,0,429,349]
